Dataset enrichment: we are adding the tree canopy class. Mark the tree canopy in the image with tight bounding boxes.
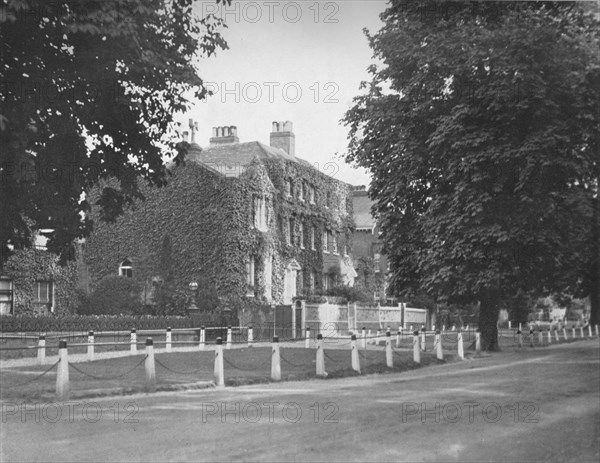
[0,0,230,264]
[343,1,599,349]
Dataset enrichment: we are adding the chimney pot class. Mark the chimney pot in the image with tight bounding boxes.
[209,124,240,146]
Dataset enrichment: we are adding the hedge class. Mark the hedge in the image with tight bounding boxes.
[0,313,232,333]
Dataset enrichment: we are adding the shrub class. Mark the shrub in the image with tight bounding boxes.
[79,276,143,315]
[326,285,374,304]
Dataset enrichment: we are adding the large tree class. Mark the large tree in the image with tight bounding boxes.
[344,1,599,349]
[0,0,229,264]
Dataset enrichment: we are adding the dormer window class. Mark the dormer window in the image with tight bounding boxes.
[119,259,133,278]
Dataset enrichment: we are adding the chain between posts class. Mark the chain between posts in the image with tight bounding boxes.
[2,359,60,388]
[154,357,207,375]
[68,355,148,380]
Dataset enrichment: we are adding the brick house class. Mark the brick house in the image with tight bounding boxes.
[81,121,356,321]
[351,187,391,303]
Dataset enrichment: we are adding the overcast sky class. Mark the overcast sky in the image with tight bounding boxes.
[178,0,388,187]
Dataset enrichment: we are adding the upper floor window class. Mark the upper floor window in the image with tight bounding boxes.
[332,233,338,254]
[310,226,316,251]
[322,230,329,253]
[0,279,14,315]
[246,256,258,296]
[309,271,316,293]
[309,185,315,204]
[298,182,305,201]
[253,196,268,231]
[119,259,133,278]
[299,222,305,249]
[374,253,381,273]
[286,179,293,198]
[288,218,295,246]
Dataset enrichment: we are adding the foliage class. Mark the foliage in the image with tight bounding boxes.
[1,248,79,315]
[79,275,143,315]
[0,313,218,333]
[326,285,374,304]
[343,1,599,349]
[0,0,231,265]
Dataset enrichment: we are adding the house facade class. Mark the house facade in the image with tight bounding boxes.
[81,121,355,314]
[351,187,391,303]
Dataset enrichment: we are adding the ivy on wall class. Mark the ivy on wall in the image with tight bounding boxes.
[2,248,79,315]
[83,151,355,314]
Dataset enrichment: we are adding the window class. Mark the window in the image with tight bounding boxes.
[374,253,381,273]
[288,218,295,245]
[343,245,348,256]
[299,182,304,201]
[246,257,256,296]
[323,273,330,291]
[119,260,133,278]
[34,280,53,312]
[297,271,304,295]
[311,226,316,250]
[309,185,315,204]
[299,222,305,249]
[286,179,293,198]
[332,232,338,254]
[309,272,316,293]
[322,230,328,253]
[0,279,14,315]
[253,196,267,230]
[325,191,331,208]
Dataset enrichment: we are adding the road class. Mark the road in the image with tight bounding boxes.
[1,341,598,462]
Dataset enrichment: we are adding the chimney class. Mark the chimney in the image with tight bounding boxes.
[209,126,239,146]
[270,121,295,157]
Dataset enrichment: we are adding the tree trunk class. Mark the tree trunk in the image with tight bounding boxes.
[479,288,501,351]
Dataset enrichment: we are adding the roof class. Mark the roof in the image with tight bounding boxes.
[186,141,314,177]
[352,190,375,229]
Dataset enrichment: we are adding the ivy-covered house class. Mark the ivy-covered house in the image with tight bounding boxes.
[81,121,356,316]
[0,233,81,316]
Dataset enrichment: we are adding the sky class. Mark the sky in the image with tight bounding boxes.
[176,0,389,187]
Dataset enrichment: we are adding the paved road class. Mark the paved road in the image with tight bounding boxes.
[1,341,598,462]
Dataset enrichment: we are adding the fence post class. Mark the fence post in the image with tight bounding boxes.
[475,330,481,354]
[518,322,522,332]
[248,325,253,348]
[199,326,206,350]
[56,340,70,401]
[144,338,156,393]
[517,330,523,348]
[166,327,172,353]
[351,334,360,374]
[442,324,446,333]
[396,327,401,348]
[554,328,559,342]
[579,326,584,338]
[572,326,576,339]
[130,329,137,353]
[451,324,456,331]
[374,330,380,345]
[562,327,567,341]
[87,330,95,361]
[305,327,310,349]
[361,327,366,349]
[457,330,464,359]
[595,325,599,337]
[508,321,511,329]
[385,331,393,368]
[214,337,224,388]
[316,334,327,377]
[226,326,232,350]
[529,328,535,347]
[435,330,443,360]
[588,325,593,338]
[537,329,543,346]
[37,335,46,364]
[547,329,552,344]
[271,336,281,381]
[420,328,426,352]
[412,331,420,363]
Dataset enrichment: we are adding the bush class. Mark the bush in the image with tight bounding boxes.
[79,276,143,315]
[326,285,374,304]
